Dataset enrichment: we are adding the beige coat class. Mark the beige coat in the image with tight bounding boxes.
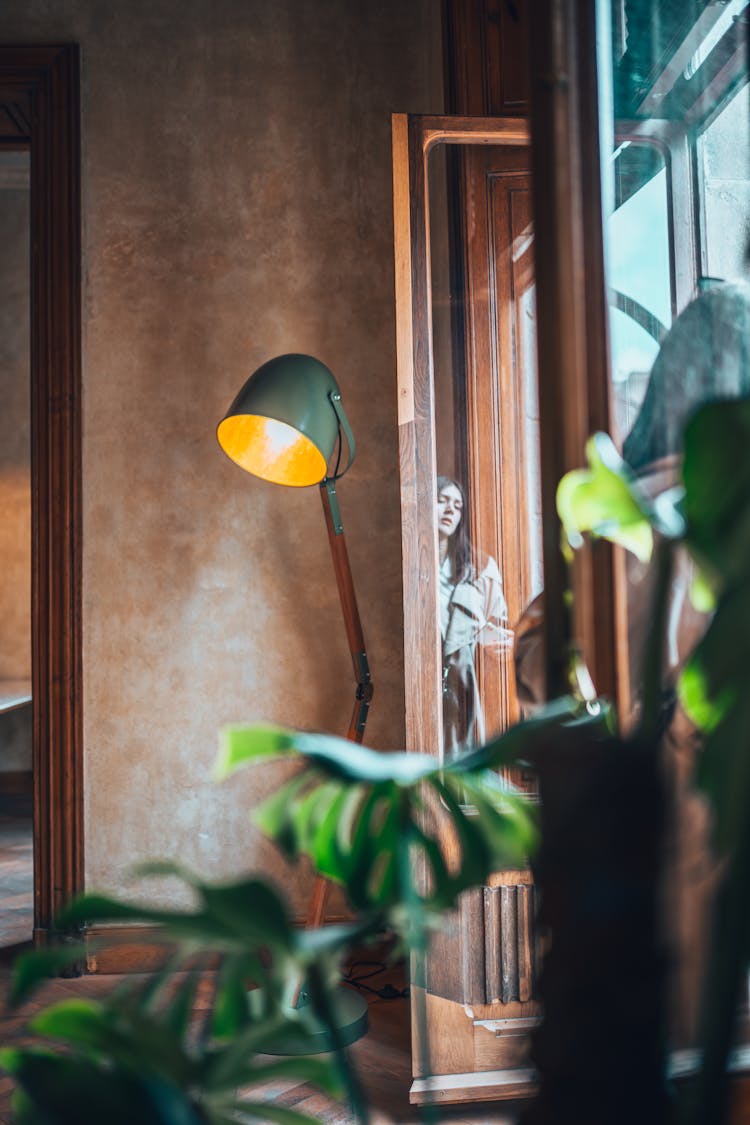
[441,553,513,759]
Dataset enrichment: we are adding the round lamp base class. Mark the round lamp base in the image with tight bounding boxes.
[263,985,369,1055]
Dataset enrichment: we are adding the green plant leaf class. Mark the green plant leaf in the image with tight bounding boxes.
[689,569,716,613]
[556,432,656,562]
[678,656,735,734]
[220,723,438,784]
[199,1015,332,1092]
[454,694,609,773]
[30,999,193,1086]
[200,879,294,949]
[8,942,90,1009]
[214,724,298,780]
[683,397,750,597]
[0,1049,202,1125]
[679,583,750,739]
[211,956,252,1039]
[59,876,296,955]
[162,968,203,1041]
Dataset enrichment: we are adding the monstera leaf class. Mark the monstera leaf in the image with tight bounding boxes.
[556,432,683,562]
[0,989,340,1125]
[215,700,591,934]
[3,871,353,1125]
[676,400,750,853]
[670,398,750,1125]
[559,399,750,1125]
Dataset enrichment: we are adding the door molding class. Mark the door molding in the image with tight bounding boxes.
[392,113,538,1104]
[0,45,83,940]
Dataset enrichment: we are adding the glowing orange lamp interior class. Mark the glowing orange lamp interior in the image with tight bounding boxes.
[216,414,327,486]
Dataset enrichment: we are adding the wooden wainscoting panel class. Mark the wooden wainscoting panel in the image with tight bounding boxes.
[474,1016,538,1071]
[411,988,476,1079]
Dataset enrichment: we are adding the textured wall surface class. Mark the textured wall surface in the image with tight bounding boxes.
[0,1,442,912]
[0,171,30,686]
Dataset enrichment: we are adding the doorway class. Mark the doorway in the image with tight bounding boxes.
[0,45,83,946]
[0,147,32,953]
[393,113,543,1103]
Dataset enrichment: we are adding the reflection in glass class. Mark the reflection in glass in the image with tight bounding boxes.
[437,475,513,759]
[698,82,750,283]
[428,138,541,767]
[607,143,671,445]
[598,0,749,1045]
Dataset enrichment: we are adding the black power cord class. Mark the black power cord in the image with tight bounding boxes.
[342,959,409,1000]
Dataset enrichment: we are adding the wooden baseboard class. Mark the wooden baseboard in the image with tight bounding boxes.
[83,912,357,974]
[85,925,175,974]
[0,770,33,795]
[409,1047,750,1108]
[411,1067,537,1105]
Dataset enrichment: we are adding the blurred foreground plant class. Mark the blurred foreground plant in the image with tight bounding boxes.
[0,701,574,1123]
[4,397,747,1125]
[552,398,750,1125]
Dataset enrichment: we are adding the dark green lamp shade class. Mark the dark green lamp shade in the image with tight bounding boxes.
[217,354,341,486]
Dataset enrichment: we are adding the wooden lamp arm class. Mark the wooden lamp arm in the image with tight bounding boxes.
[303,479,374,933]
[319,478,374,745]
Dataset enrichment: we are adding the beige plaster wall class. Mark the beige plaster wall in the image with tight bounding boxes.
[1,2,442,912]
[0,166,31,687]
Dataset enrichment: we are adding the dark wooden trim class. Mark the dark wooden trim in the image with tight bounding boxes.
[0,771,33,796]
[574,2,620,705]
[443,0,530,117]
[527,0,619,700]
[392,114,528,762]
[0,46,83,942]
[85,912,355,974]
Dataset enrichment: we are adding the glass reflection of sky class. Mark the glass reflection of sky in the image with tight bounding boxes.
[608,165,671,385]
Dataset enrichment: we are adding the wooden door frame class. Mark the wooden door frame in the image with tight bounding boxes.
[0,45,83,941]
[394,114,540,1106]
[392,114,529,766]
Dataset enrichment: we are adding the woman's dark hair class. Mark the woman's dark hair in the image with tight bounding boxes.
[437,475,474,583]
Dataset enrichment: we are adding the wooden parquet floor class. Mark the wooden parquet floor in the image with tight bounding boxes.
[0,958,523,1124]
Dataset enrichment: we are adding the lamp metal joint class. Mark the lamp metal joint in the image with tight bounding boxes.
[322,477,344,535]
[354,650,371,689]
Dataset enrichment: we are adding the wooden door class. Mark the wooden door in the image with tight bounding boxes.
[393,115,542,1105]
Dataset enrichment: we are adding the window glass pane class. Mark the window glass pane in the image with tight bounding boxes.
[428,141,541,771]
[607,145,672,443]
[598,0,750,1046]
[698,82,750,282]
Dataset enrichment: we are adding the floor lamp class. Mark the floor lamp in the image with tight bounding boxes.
[217,352,373,1046]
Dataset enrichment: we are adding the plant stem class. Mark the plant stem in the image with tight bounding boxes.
[639,537,674,745]
[399,829,437,1125]
[306,961,369,1124]
[685,717,750,1124]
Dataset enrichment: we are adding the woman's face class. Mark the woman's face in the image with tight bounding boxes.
[437,482,463,539]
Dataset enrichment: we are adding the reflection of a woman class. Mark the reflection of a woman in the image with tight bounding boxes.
[437,475,514,759]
